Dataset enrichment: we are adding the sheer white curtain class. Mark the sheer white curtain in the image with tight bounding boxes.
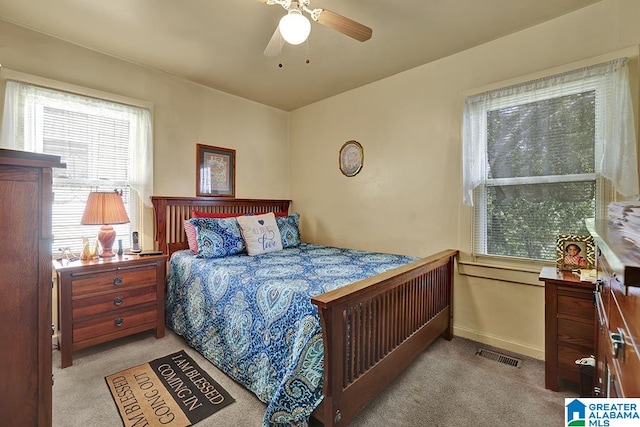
[462,58,639,206]
[1,80,153,253]
[129,106,154,208]
[0,80,153,207]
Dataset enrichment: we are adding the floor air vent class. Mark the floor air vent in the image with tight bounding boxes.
[476,348,523,368]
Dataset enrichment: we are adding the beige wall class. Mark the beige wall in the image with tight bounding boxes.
[289,0,640,359]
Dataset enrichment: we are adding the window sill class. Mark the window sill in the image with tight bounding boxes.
[458,255,552,287]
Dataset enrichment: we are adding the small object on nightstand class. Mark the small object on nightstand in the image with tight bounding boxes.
[80,237,90,260]
[58,247,78,262]
[117,239,123,256]
[131,231,141,252]
[80,236,96,260]
[138,250,163,256]
[579,269,597,282]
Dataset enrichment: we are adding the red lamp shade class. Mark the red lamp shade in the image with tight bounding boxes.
[81,191,130,258]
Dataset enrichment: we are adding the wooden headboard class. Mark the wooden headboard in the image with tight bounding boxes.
[151,196,291,255]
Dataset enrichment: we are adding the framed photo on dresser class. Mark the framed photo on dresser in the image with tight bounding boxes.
[196,144,235,197]
[556,234,595,271]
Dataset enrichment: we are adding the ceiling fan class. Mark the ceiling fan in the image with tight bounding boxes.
[256,0,373,57]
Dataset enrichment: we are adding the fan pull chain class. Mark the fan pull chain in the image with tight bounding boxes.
[276,39,310,68]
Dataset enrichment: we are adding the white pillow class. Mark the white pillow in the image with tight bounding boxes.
[236,212,283,256]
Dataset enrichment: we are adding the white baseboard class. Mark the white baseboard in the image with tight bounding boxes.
[453,325,544,361]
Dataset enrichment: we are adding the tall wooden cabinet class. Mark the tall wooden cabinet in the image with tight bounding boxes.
[587,219,640,397]
[0,149,65,426]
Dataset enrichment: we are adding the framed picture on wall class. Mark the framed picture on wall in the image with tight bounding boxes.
[196,144,236,197]
[556,234,595,271]
[339,140,364,177]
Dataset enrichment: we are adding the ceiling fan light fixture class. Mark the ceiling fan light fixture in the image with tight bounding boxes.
[279,9,311,45]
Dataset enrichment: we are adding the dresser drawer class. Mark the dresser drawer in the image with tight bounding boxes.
[608,293,640,396]
[558,343,588,378]
[557,290,594,320]
[73,305,157,344]
[557,317,595,349]
[72,285,157,319]
[71,265,157,296]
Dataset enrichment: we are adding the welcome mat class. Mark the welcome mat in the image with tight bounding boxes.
[106,350,235,427]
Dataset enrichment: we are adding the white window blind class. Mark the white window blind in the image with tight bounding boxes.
[462,58,638,261]
[1,80,153,255]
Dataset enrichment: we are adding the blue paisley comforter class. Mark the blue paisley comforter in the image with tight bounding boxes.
[166,243,418,426]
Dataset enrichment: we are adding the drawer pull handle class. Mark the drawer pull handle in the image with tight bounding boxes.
[113,277,123,286]
[114,317,124,327]
[114,297,124,306]
[610,328,625,362]
[593,279,604,307]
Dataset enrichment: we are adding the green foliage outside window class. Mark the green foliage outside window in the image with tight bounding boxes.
[482,91,596,261]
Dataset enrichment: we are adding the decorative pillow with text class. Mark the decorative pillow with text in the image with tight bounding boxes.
[236,212,283,256]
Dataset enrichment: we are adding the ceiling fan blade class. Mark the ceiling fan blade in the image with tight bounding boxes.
[264,26,284,57]
[316,9,372,42]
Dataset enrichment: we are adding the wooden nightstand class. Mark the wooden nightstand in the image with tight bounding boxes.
[539,266,597,392]
[53,254,167,368]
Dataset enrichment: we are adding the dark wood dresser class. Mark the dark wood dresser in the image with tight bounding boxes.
[53,254,167,368]
[0,149,65,427]
[540,267,597,391]
[587,219,640,397]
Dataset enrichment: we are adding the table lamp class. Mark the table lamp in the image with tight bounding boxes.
[81,191,130,258]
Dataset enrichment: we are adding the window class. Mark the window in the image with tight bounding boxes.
[463,58,638,261]
[1,80,153,255]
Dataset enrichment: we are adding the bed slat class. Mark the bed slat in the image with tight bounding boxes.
[312,249,457,426]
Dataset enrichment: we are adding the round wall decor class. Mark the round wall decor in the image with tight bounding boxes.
[339,140,363,177]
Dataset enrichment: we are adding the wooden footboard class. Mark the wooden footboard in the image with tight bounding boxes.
[151,196,457,426]
[311,249,457,426]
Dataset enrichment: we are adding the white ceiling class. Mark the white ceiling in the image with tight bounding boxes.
[0,0,601,111]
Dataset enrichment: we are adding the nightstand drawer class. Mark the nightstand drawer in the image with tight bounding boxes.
[71,266,157,296]
[558,343,588,379]
[557,317,595,349]
[72,286,157,319]
[557,291,594,320]
[73,305,157,344]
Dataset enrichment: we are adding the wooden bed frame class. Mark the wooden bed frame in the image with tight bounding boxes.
[152,196,458,427]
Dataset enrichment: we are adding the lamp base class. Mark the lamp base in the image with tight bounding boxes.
[99,249,116,258]
[97,225,117,258]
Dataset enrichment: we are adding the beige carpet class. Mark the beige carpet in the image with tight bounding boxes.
[52,330,577,426]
